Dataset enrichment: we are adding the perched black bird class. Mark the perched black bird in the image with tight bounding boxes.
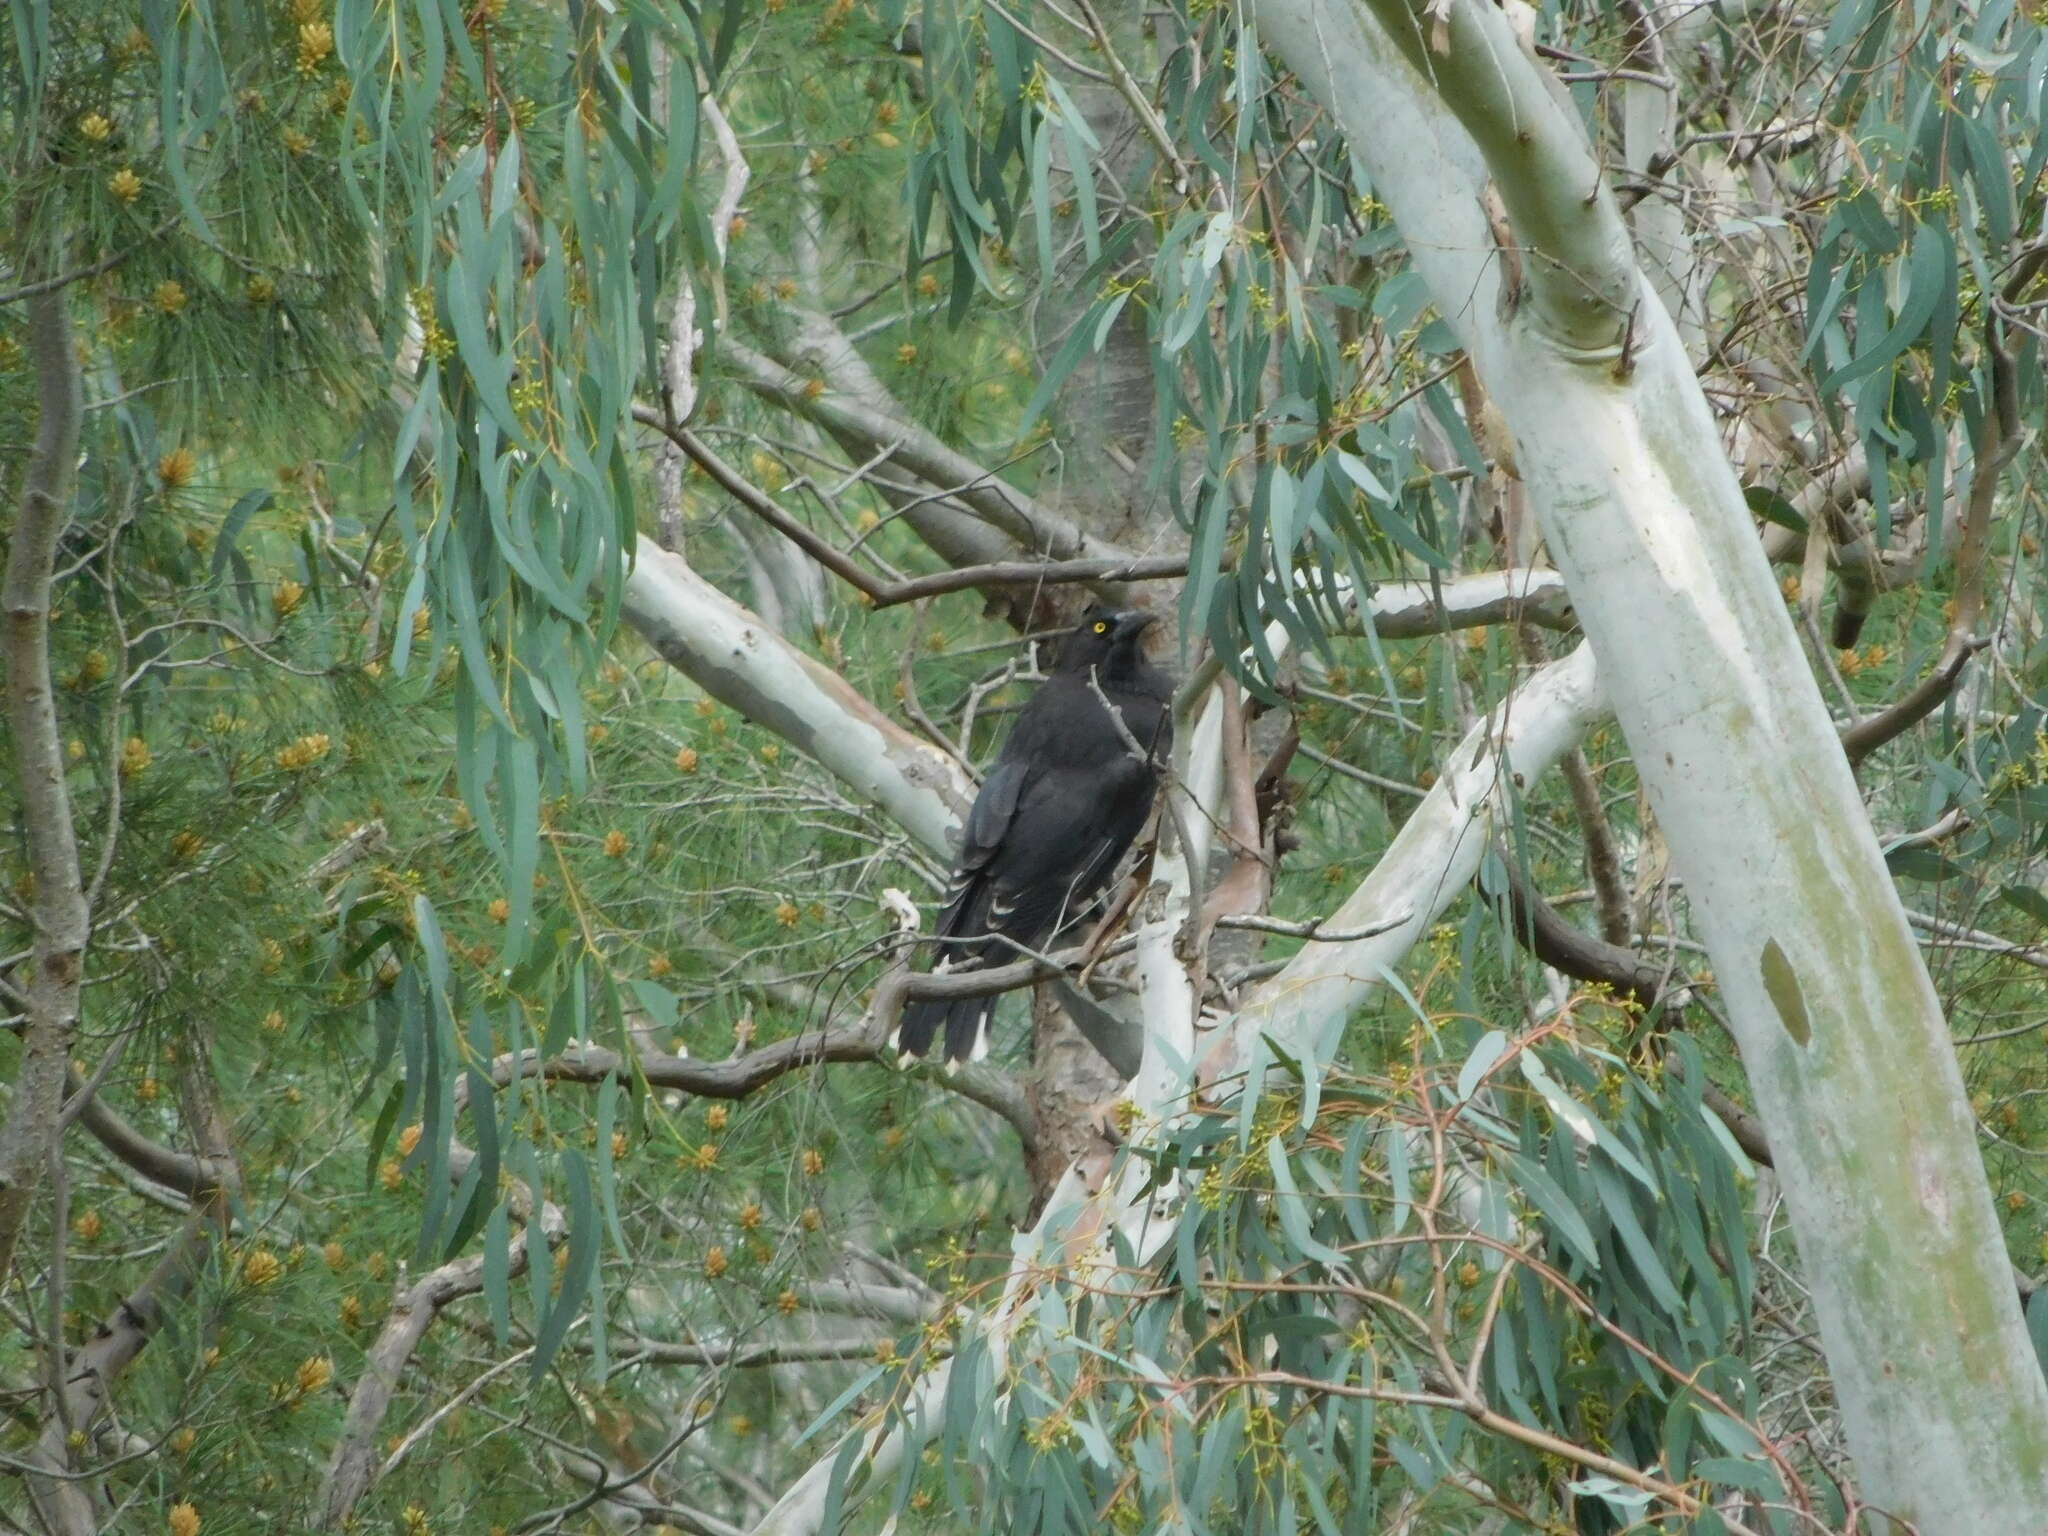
[896,606,1174,1064]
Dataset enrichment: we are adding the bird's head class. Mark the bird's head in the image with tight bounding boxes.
[1053,605,1161,681]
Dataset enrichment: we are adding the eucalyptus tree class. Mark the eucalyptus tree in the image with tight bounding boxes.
[2,0,2046,1533]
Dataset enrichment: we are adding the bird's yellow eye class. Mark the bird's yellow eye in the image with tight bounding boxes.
[1093,621,1109,634]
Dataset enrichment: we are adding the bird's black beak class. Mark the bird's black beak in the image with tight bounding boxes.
[1113,610,1161,642]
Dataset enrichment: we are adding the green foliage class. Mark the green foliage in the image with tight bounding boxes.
[899,1021,1766,1534]
[909,0,1485,694]
[1,0,383,426]
[5,0,727,1394]
[4,0,2048,1529]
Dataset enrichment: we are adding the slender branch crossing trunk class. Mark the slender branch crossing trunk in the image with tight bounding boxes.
[317,1248,530,1528]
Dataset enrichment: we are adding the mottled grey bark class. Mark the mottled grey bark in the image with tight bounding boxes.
[0,244,89,1286]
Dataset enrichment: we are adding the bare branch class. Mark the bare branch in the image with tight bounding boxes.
[1494,850,1668,1009]
[1755,446,1919,648]
[61,1063,231,1199]
[460,1011,1039,1160]
[983,0,1112,82]
[22,1051,239,1532]
[374,1347,535,1484]
[636,414,1189,607]
[1517,625,1630,944]
[610,1335,918,1370]
[1838,633,1991,768]
[1347,568,1575,638]
[795,1280,937,1327]
[621,541,970,857]
[473,1029,883,1103]
[21,1215,220,1533]
[1069,0,1192,192]
[0,226,173,305]
[656,80,746,544]
[1613,0,1700,352]
[643,437,1573,644]
[1212,911,1412,944]
[722,337,1132,568]
[318,1236,558,1529]
[304,818,389,887]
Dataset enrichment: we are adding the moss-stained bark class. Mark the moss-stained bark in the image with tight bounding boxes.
[1257,0,2048,1524]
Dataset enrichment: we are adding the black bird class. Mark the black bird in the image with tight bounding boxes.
[896,606,1174,1064]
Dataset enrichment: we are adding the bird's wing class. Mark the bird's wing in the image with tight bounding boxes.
[930,758,1033,944]
[931,674,1160,953]
[1063,815,1149,919]
[978,750,1158,948]
[959,759,1030,876]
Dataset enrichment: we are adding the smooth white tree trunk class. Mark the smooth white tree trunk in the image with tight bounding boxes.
[1257,0,2048,1523]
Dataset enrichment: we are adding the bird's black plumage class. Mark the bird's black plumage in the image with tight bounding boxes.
[896,606,1174,1064]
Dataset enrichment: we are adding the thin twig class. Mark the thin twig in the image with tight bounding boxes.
[636,413,1188,605]
[1211,911,1414,944]
[1069,0,1192,191]
[0,226,173,305]
[984,0,1112,82]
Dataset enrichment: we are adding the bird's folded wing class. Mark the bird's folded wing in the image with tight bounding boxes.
[958,759,1031,877]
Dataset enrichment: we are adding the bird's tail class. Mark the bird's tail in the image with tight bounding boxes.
[894,994,994,1066]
